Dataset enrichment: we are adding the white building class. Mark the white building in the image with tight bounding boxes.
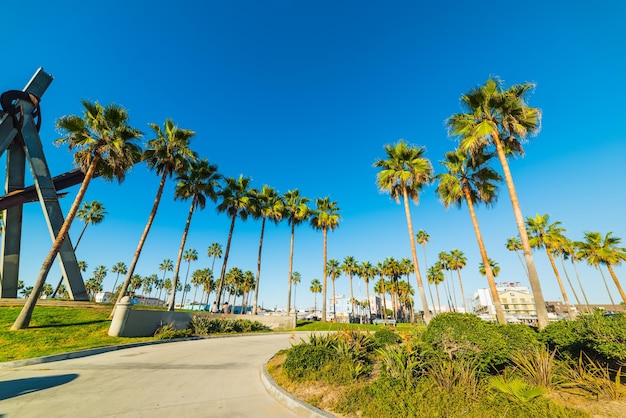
[472,282,539,323]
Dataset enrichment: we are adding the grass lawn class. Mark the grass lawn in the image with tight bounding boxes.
[295,320,423,333]
[0,304,154,362]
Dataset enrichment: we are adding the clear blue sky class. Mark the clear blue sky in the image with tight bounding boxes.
[3,1,625,311]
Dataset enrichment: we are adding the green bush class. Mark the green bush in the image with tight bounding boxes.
[421,313,510,372]
[190,314,268,335]
[282,342,335,381]
[154,324,193,340]
[373,327,402,347]
[496,323,541,353]
[541,312,626,366]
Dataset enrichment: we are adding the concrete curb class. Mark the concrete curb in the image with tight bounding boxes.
[260,359,335,418]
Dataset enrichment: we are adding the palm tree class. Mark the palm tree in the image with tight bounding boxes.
[181,248,198,306]
[479,258,500,278]
[506,236,528,277]
[438,251,456,311]
[207,242,223,272]
[447,77,548,328]
[327,259,341,318]
[114,118,196,309]
[310,278,322,317]
[52,200,107,298]
[158,259,173,301]
[416,229,436,312]
[374,140,433,323]
[309,196,340,322]
[191,268,212,309]
[12,101,142,330]
[427,264,444,314]
[448,249,468,313]
[110,262,128,294]
[292,271,301,314]
[167,159,221,311]
[578,231,626,306]
[360,261,375,318]
[215,175,252,307]
[284,189,311,315]
[526,214,575,320]
[435,148,506,323]
[563,240,592,312]
[249,186,284,314]
[341,256,358,319]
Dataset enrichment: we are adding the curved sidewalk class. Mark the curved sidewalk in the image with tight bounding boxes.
[0,333,330,417]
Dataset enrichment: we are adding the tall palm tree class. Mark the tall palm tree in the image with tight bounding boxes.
[310,278,322,317]
[158,258,173,302]
[191,267,211,309]
[167,159,221,311]
[53,200,107,298]
[563,240,592,312]
[360,261,375,318]
[438,251,456,311]
[327,259,341,318]
[374,140,433,323]
[526,214,575,320]
[12,101,142,330]
[215,175,252,307]
[447,77,548,328]
[249,186,284,314]
[448,249,468,313]
[427,264,444,314]
[284,189,311,315]
[181,248,198,306]
[110,262,128,294]
[435,148,506,323]
[207,242,223,273]
[341,256,358,319]
[416,229,436,311]
[292,271,302,314]
[550,230,584,312]
[309,196,340,322]
[578,231,626,305]
[506,236,528,277]
[114,118,196,309]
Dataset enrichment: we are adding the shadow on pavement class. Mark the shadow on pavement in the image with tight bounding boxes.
[0,374,78,401]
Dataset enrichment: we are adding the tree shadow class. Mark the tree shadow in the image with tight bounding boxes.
[0,374,78,401]
[30,320,109,329]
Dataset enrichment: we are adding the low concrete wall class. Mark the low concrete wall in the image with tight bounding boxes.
[109,297,296,337]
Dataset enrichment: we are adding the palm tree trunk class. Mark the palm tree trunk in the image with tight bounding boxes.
[515,249,529,277]
[435,284,442,314]
[286,222,296,315]
[349,274,354,320]
[463,189,505,323]
[571,260,591,313]
[559,254,582,311]
[545,249,574,320]
[12,157,99,330]
[456,270,467,313]
[422,246,436,313]
[252,218,266,315]
[217,215,237,306]
[597,266,618,310]
[365,279,371,319]
[332,277,336,318]
[492,134,548,329]
[192,285,199,309]
[321,228,328,322]
[167,200,195,311]
[606,264,626,304]
[113,171,168,314]
[401,189,431,323]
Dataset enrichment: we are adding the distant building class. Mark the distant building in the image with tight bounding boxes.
[472,282,540,323]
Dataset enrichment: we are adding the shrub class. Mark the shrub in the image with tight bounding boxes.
[496,323,541,353]
[541,312,626,366]
[421,313,510,372]
[190,314,268,335]
[282,342,335,381]
[373,327,402,347]
[154,324,193,340]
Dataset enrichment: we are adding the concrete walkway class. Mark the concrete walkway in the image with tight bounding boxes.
[0,333,316,417]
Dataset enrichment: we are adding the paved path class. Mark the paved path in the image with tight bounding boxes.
[0,333,306,417]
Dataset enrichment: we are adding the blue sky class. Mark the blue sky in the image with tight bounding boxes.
[3,1,625,311]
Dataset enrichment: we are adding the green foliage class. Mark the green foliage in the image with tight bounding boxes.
[377,344,424,388]
[373,327,402,347]
[489,375,547,403]
[421,312,510,372]
[496,323,541,353]
[190,314,268,334]
[426,356,481,395]
[541,312,626,366]
[282,342,335,381]
[154,324,192,340]
[509,346,563,389]
[562,352,626,400]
